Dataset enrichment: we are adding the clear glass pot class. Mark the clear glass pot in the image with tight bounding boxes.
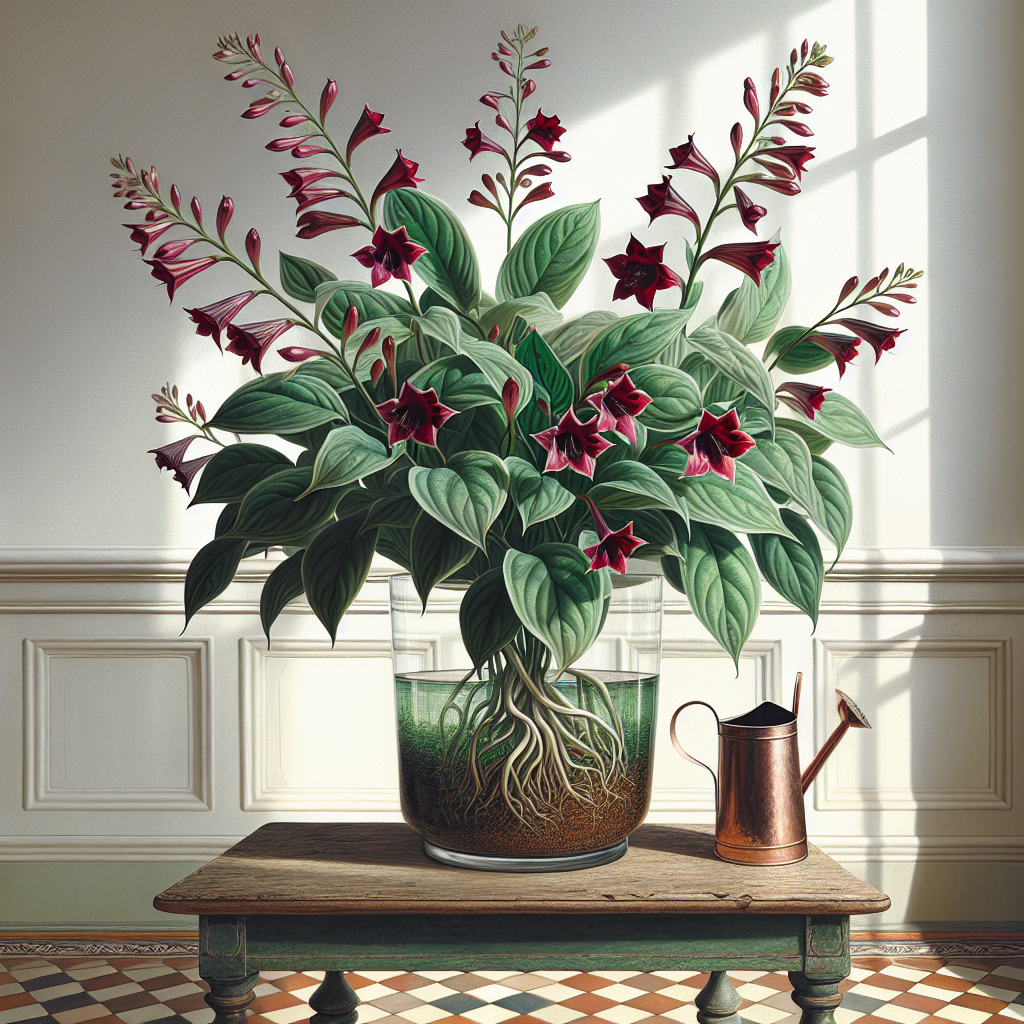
[389,573,662,871]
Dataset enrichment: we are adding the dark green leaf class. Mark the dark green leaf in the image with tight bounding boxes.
[363,494,421,531]
[589,461,687,519]
[183,537,247,628]
[629,363,702,434]
[459,567,522,672]
[478,293,564,341]
[208,374,347,435]
[410,512,475,610]
[678,463,792,537]
[376,525,412,570]
[409,354,499,411]
[764,325,833,373]
[661,554,687,595]
[279,252,337,303]
[778,417,834,455]
[679,352,718,391]
[302,426,406,496]
[582,310,693,383]
[686,323,776,421]
[546,311,618,365]
[259,550,306,642]
[505,456,576,530]
[515,328,574,417]
[189,444,293,506]
[460,335,535,406]
[318,280,415,339]
[750,509,823,627]
[741,428,828,531]
[228,467,340,542]
[812,455,853,560]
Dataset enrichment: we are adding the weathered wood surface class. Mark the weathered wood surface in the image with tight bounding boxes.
[155,823,888,916]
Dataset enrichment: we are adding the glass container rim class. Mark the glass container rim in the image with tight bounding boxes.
[387,571,664,593]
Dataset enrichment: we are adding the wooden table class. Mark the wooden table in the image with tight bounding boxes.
[154,823,889,1024]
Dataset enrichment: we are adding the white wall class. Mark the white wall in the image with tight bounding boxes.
[1,0,1022,927]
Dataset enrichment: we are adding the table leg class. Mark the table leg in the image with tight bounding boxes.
[788,972,843,1024]
[695,971,742,1024]
[309,970,361,1024]
[204,973,259,1024]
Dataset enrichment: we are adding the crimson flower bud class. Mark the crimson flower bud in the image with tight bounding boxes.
[245,228,261,272]
[743,77,759,123]
[777,119,814,137]
[292,145,330,158]
[502,377,520,422]
[354,327,381,371]
[274,46,285,67]
[480,93,501,110]
[370,359,385,385]
[320,80,337,123]
[838,276,859,303]
[278,346,321,362]
[191,196,203,226]
[791,48,799,66]
[170,184,182,213]
[343,305,359,343]
[196,400,207,422]
[468,190,500,212]
[267,136,314,152]
[482,174,499,197]
[523,79,536,97]
[770,68,780,106]
[498,60,514,76]
[488,325,500,341]
[382,334,395,375]
[498,42,512,55]
[281,63,294,89]
[730,122,743,158]
[525,59,551,69]
[279,114,308,127]
[491,51,501,60]
[216,196,233,241]
[801,39,809,60]
[224,69,247,81]
[496,113,513,133]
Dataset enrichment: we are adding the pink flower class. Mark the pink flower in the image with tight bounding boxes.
[636,176,700,231]
[123,219,173,255]
[675,409,756,483]
[375,382,458,447]
[532,407,613,478]
[281,167,342,196]
[585,372,652,444]
[604,235,683,311]
[183,291,256,351]
[346,106,391,164]
[225,318,295,374]
[666,135,719,188]
[370,150,424,209]
[747,176,802,196]
[295,210,362,238]
[584,521,647,574]
[807,332,860,376]
[833,318,906,363]
[352,225,428,288]
[320,80,338,123]
[144,256,218,301]
[462,122,505,160]
[148,435,212,495]
[776,382,831,419]
[734,187,767,234]
[700,240,779,286]
[762,145,815,179]
[525,109,566,152]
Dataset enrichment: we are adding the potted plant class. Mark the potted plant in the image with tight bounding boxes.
[112,26,919,870]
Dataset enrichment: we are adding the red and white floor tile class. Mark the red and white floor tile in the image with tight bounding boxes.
[0,958,1022,1024]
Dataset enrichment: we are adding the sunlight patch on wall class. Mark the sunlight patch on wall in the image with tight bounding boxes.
[873,0,927,138]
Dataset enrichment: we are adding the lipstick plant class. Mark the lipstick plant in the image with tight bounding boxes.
[115,28,919,824]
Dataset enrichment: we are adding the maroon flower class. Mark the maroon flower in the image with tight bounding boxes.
[278,346,322,362]
[666,135,719,188]
[604,235,683,311]
[281,167,342,196]
[776,382,831,419]
[734,187,767,234]
[216,196,234,242]
[148,435,212,495]
[762,145,815,179]
[369,150,424,210]
[743,77,759,123]
[774,119,814,137]
[532,407,613,478]
[154,239,200,261]
[295,210,362,239]
[375,382,458,447]
[144,256,218,301]
[292,188,350,213]
[585,372,652,444]
[352,225,428,288]
[584,521,647,574]
[525,109,566,152]
[462,122,506,161]
[123,219,173,255]
[636,176,700,231]
[793,71,829,96]
[675,409,756,483]
[833,318,906,363]
[320,80,338,123]
[502,377,520,423]
[807,332,860,376]
[241,96,279,119]
[346,106,390,164]
[225,318,295,375]
[184,291,256,351]
[746,176,801,196]
[700,240,779,286]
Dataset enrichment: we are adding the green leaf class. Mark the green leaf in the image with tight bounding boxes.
[679,352,718,391]
[317,280,415,338]
[680,522,761,671]
[478,293,564,341]
[778,417,834,455]
[228,467,340,542]
[409,354,498,411]
[678,463,793,537]
[279,252,338,303]
[183,537,248,628]
[460,336,534,407]
[741,427,828,529]
[582,310,693,383]
[589,461,687,519]
[189,444,293,506]
[686,323,776,422]
[438,402,506,458]
[505,456,576,530]
[413,306,463,353]
[546,311,618,365]
[408,450,509,549]
[409,512,475,611]
[750,509,823,627]
[626,508,685,557]
[629,363,702,434]
[208,374,347,435]
[812,454,853,560]
[764,324,834,373]
[376,525,412,570]
[496,202,601,309]
[301,426,406,496]
[661,554,687,595]
[660,282,705,367]
[716,243,791,344]
[363,494,421,531]
[502,543,609,671]
[301,514,378,643]
[703,373,745,407]
[515,328,574,417]
[382,188,481,311]
[459,567,522,671]
[793,392,890,450]
[259,550,306,642]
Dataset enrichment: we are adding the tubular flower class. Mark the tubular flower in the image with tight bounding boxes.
[370,150,424,209]
[292,188,351,213]
[184,291,257,351]
[762,145,815,179]
[585,372,652,444]
[224,318,295,375]
[352,225,428,288]
[375,382,458,448]
[123,219,173,254]
[531,407,613,478]
[666,135,719,188]
[675,409,756,483]
[604,235,683,311]
[776,382,831,419]
[833,318,906,362]
[296,210,362,238]
[144,256,218,301]
[462,122,505,160]
[734,187,767,234]
[807,332,860,376]
[700,240,779,286]
[345,106,390,164]
[793,71,830,96]
[525,109,566,151]
[747,176,801,196]
[148,436,212,495]
[636,176,700,231]
[281,167,342,196]
[584,521,648,574]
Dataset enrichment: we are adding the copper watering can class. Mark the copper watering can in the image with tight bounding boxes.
[669,674,871,865]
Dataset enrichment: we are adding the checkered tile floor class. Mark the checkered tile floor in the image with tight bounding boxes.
[1,957,1022,1024]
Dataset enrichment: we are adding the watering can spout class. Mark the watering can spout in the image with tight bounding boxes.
[799,689,872,793]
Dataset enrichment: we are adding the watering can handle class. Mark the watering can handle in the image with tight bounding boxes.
[669,700,721,813]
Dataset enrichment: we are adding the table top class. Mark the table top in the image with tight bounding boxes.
[154,823,889,917]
